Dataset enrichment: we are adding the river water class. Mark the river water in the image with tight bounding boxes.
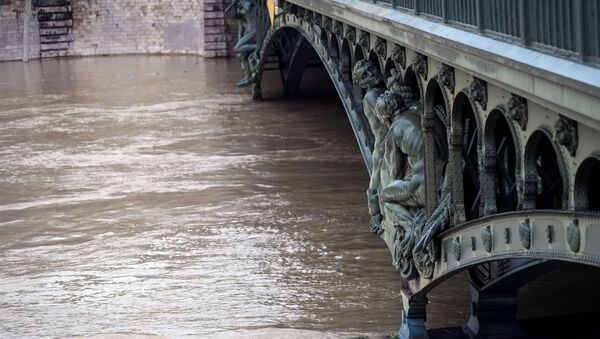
[0,56,469,338]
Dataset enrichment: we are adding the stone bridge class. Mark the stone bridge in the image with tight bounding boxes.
[230,0,600,337]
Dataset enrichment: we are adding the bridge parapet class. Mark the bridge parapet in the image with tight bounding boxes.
[231,0,600,336]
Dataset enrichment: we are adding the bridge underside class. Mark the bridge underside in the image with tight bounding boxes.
[239,1,600,337]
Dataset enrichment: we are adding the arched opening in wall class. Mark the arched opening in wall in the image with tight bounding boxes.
[484,109,518,213]
[383,58,395,80]
[524,130,565,210]
[574,156,600,211]
[368,51,381,74]
[452,93,480,221]
[320,30,329,48]
[404,66,421,101]
[352,46,365,99]
[340,39,352,82]
[424,80,449,209]
[328,35,340,61]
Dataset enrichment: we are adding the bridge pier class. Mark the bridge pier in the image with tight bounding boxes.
[464,286,525,338]
[397,288,429,339]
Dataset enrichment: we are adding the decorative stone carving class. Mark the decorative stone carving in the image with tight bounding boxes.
[555,115,578,156]
[374,37,386,58]
[296,7,305,19]
[352,60,387,236]
[438,64,455,93]
[313,13,322,27]
[227,0,258,87]
[546,225,554,243]
[452,237,462,261]
[469,77,487,110]
[413,53,428,80]
[519,219,531,249]
[504,228,511,244]
[567,220,580,252]
[322,16,332,32]
[374,90,427,278]
[482,225,493,253]
[385,68,416,103]
[344,26,355,44]
[333,20,343,36]
[508,94,528,131]
[391,45,406,70]
[282,1,293,13]
[359,31,369,50]
[304,10,313,24]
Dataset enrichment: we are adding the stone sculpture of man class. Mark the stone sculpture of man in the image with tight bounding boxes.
[374,90,426,277]
[352,60,388,235]
[227,0,257,87]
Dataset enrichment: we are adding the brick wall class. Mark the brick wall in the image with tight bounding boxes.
[0,1,40,61]
[0,0,236,61]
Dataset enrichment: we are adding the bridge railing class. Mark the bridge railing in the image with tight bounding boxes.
[371,0,599,65]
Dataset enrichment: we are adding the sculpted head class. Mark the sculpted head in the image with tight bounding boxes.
[237,0,253,16]
[352,60,384,89]
[375,90,406,126]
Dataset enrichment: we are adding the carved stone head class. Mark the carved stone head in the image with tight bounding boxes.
[352,59,383,89]
[375,90,407,126]
[555,115,578,156]
[237,0,254,16]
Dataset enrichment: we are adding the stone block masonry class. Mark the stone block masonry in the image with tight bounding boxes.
[0,0,236,61]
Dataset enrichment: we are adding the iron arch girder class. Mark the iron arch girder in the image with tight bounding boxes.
[405,210,600,297]
[437,211,600,282]
[254,14,374,172]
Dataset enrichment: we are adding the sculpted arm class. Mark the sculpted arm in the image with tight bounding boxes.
[381,124,425,204]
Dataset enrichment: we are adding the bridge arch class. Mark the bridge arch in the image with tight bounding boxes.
[423,78,450,212]
[403,65,422,101]
[328,34,340,62]
[575,155,600,211]
[254,19,372,169]
[451,90,483,222]
[523,128,569,210]
[482,106,521,215]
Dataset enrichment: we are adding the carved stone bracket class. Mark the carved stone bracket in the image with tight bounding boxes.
[507,94,528,131]
[438,64,455,93]
[322,16,332,32]
[374,37,386,58]
[313,13,322,27]
[333,20,343,36]
[555,114,578,156]
[413,53,428,81]
[304,10,313,24]
[359,31,369,50]
[391,45,406,70]
[469,77,487,111]
[344,26,355,44]
[282,1,293,13]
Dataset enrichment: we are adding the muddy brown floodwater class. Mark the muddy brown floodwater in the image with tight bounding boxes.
[0,56,469,338]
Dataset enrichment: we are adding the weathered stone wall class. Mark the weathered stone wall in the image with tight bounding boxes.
[0,1,40,61]
[0,0,235,61]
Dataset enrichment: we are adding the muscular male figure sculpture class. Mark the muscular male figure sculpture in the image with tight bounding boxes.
[352,60,387,234]
[374,90,426,276]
